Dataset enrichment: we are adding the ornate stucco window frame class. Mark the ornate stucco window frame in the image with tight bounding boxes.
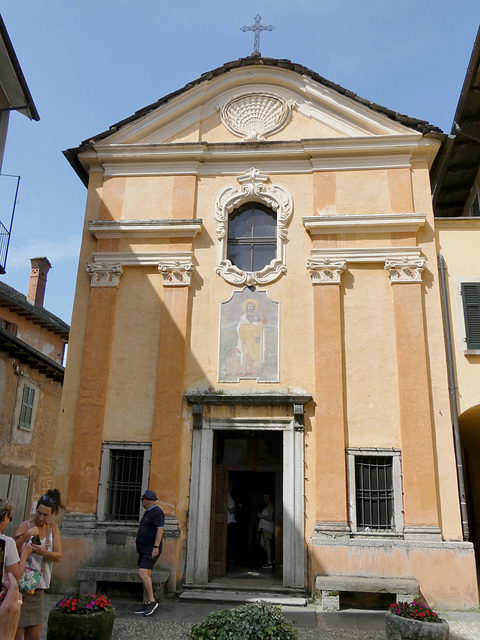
[214,167,293,286]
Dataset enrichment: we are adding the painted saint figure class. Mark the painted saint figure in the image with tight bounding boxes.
[236,299,266,377]
[219,288,279,383]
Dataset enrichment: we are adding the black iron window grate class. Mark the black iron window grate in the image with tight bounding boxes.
[355,456,394,531]
[106,449,144,521]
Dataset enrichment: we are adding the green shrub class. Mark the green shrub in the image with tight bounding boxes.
[189,601,299,640]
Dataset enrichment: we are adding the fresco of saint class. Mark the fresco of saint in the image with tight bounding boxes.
[219,288,279,383]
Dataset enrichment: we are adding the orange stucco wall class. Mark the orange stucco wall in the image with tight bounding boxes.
[51,67,477,607]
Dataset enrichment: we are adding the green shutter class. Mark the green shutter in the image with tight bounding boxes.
[462,283,480,349]
[19,385,35,430]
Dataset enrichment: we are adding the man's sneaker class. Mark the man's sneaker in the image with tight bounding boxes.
[262,562,273,569]
[144,601,158,617]
[134,603,147,614]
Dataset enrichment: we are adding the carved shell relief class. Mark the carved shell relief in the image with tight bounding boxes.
[220,93,295,141]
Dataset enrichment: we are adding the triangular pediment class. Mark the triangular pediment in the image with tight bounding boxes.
[98,62,430,147]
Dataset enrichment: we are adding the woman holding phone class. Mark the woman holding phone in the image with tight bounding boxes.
[14,490,64,640]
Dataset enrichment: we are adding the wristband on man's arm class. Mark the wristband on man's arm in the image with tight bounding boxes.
[153,546,159,548]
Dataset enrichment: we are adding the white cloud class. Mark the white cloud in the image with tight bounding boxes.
[6,236,81,272]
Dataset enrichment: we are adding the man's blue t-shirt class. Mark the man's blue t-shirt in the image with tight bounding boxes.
[136,504,165,553]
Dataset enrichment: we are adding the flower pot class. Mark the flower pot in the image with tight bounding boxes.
[46,607,115,640]
[385,609,449,640]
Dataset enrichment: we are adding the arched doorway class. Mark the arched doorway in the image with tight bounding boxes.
[459,404,480,581]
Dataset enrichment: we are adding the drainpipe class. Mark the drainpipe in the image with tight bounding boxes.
[438,254,469,540]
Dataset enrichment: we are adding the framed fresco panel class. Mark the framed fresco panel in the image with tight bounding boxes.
[219,287,279,383]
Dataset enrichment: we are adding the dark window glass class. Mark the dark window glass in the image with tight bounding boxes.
[355,456,394,531]
[228,203,276,272]
[471,194,480,217]
[106,449,144,521]
[462,283,480,349]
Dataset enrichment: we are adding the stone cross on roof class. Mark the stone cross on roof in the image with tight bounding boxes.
[240,15,274,58]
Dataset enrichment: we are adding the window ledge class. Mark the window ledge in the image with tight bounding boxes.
[352,532,403,538]
[464,349,480,356]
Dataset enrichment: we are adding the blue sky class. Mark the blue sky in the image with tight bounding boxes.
[1,2,479,325]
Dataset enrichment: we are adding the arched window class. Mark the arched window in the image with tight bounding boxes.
[227,203,276,273]
[214,168,293,286]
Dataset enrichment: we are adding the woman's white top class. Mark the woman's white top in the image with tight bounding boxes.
[24,525,53,589]
[1,534,19,578]
[258,505,275,533]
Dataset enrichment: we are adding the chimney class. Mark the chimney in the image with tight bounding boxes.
[27,257,51,307]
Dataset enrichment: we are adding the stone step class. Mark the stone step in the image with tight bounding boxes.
[179,589,308,606]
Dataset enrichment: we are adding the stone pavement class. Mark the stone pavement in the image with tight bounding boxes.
[38,594,480,640]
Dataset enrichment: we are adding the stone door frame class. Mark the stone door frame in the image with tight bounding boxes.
[184,393,309,589]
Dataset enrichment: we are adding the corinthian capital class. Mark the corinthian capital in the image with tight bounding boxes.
[87,263,123,287]
[385,258,425,283]
[158,258,194,287]
[307,259,346,284]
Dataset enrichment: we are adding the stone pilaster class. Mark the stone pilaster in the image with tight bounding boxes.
[309,259,349,535]
[149,261,194,513]
[386,257,440,534]
[67,263,122,513]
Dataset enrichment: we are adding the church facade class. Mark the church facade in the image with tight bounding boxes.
[56,57,478,607]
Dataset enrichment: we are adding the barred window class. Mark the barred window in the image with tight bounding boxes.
[355,456,393,531]
[98,443,151,522]
[347,449,403,535]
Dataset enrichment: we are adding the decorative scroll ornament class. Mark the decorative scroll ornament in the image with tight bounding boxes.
[307,259,346,284]
[158,258,194,287]
[385,258,425,283]
[87,262,123,287]
[220,93,295,141]
[214,167,293,286]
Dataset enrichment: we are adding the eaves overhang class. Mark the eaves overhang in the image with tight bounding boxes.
[0,327,65,382]
[64,56,442,187]
[0,281,69,340]
[432,25,480,217]
[0,14,39,121]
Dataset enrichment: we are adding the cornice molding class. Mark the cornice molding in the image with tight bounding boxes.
[88,219,203,239]
[78,133,433,178]
[92,251,193,268]
[303,213,426,235]
[310,246,424,264]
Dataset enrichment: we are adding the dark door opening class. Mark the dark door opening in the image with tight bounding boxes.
[210,430,283,580]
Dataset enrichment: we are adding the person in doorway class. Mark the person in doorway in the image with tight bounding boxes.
[0,498,32,581]
[134,490,164,617]
[226,484,238,565]
[258,493,275,569]
[14,489,64,640]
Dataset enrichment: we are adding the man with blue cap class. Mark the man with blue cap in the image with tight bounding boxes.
[134,490,164,616]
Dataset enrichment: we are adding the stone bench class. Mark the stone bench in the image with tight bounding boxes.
[315,575,418,610]
[76,567,171,601]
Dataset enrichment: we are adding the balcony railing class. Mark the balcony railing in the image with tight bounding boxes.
[0,174,21,274]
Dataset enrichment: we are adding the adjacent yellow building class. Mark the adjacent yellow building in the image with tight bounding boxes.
[56,56,479,608]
